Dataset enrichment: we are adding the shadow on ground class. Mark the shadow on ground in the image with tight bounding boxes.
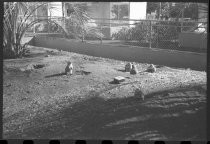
[45,72,67,78]
[6,85,206,140]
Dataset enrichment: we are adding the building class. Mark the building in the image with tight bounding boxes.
[48,2,147,38]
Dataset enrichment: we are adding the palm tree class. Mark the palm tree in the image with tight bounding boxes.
[3,2,103,59]
[64,2,104,42]
[3,2,69,58]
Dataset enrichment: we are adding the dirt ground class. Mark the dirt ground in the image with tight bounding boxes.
[3,45,207,140]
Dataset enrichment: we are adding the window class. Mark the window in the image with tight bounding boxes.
[65,2,89,16]
[111,3,129,20]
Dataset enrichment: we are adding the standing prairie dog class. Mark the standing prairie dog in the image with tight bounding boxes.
[65,61,73,75]
[147,64,156,73]
[125,62,133,72]
[130,64,139,74]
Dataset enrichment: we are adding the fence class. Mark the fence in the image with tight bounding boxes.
[24,16,207,52]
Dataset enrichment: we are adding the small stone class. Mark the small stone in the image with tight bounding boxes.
[45,55,50,57]
[26,64,34,70]
[130,64,138,75]
[20,68,25,72]
[114,76,125,84]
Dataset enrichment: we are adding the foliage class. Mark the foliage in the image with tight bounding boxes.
[3,2,68,59]
[3,2,104,59]
[111,20,203,44]
[64,3,104,41]
[152,21,179,42]
[147,2,201,20]
[111,22,150,42]
[112,27,130,41]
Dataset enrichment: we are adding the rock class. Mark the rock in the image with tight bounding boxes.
[19,68,26,72]
[130,64,138,75]
[26,64,34,71]
[45,55,50,57]
[147,64,156,73]
[125,63,133,72]
[114,76,125,84]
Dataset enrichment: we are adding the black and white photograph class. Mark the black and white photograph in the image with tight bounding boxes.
[3,1,208,140]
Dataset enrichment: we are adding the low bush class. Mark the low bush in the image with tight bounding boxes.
[111,21,150,42]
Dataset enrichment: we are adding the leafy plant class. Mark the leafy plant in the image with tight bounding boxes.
[111,22,150,42]
[64,3,104,41]
[111,27,130,41]
[3,2,68,58]
[3,2,103,59]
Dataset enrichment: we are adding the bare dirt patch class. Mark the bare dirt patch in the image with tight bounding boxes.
[3,45,206,140]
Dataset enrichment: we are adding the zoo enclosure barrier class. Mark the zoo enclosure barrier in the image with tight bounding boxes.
[23,16,207,51]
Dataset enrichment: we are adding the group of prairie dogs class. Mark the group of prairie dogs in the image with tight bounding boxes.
[65,61,156,75]
[125,63,156,74]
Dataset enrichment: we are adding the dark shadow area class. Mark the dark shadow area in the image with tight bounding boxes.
[156,65,165,68]
[75,70,91,75]
[116,68,149,74]
[33,64,45,69]
[6,84,206,140]
[109,80,120,84]
[116,69,126,72]
[45,72,66,78]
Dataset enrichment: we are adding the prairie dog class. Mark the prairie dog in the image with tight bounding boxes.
[147,64,156,73]
[125,63,133,72]
[65,61,73,75]
[130,64,138,74]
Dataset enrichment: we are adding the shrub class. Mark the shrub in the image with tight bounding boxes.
[3,2,68,59]
[111,22,150,42]
[111,27,131,41]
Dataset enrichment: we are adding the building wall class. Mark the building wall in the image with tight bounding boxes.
[90,2,147,38]
[198,3,208,21]
[46,2,147,38]
[48,2,63,17]
[89,2,110,19]
[129,2,147,26]
[89,2,111,38]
